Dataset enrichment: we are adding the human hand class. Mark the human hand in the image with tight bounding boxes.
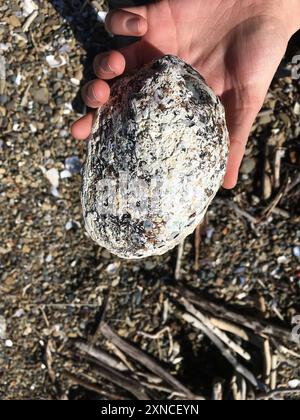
[71,0,300,188]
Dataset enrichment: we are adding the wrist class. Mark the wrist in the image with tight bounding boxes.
[284,0,300,37]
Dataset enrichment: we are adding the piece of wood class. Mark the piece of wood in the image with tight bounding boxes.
[175,241,185,281]
[64,371,125,400]
[184,310,251,362]
[181,310,260,389]
[75,341,128,371]
[100,322,200,399]
[207,316,263,347]
[274,148,286,189]
[173,285,293,343]
[87,355,152,400]
[90,289,110,345]
[212,380,223,400]
[270,354,278,391]
[46,340,56,384]
[263,339,272,386]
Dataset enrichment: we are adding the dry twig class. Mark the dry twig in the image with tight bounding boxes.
[181,310,260,389]
[100,322,200,399]
[175,241,185,281]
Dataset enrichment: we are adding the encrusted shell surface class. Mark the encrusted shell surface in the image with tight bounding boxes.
[82,55,229,259]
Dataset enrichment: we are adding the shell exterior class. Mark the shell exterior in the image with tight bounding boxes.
[82,55,229,259]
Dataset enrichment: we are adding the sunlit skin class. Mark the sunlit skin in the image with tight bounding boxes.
[71,0,300,188]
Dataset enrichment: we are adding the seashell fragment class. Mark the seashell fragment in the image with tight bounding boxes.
[82,55,229,259]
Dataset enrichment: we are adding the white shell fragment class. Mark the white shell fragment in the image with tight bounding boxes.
[46,54,68,69]
[82,55,229,259]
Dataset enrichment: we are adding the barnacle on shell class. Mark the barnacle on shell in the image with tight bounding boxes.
[82,55,229,259]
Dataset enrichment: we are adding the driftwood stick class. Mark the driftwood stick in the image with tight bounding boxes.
[107,342,135,372]
[74,341,128,371]
[100,322,199,399]
[274,148,285,189]
[277,344,300,360]
[208,316,263,348]
[239,375,247,401]
[260,174,300,221]
[88,355,151,400]
[263,146,272,201]
[45,340,56,384]
[175,241,185,281]
[231,375,241,400]
[231,374,247,401]
[63,371,125,400]
[181,312,260,388]
[173,286,293,342]
[183,310,251,362]
[90,290,110,345]
[263,339,272,386]
[228,201,258,225]
[212,380,223,400]
[140,381,186,397]
[270,354,278,391]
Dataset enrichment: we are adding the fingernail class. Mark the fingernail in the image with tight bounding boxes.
[126,17,140,33]
[100,56,114,73]
[87,84,98,102]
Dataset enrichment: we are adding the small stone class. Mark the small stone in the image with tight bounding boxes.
[70,78,80,86]
[279,112,291,127]
[22,0,38,17]
[45,168,59,188]
[46,54,67,69]
[206,227,214,240]
[15,73,22,86]
[50,186,60,198]
[22,244,31,254]
[258,110,273,124]
[293,102,300,116]
[0,106,6,117]
[293,246,300,259]
[13,309,25,318]
[111,277,120,287]
[65,156,81,174]
[30,87,49,105]
[65,220,73,231]
[289,379,300,388]
[240,157,256,175]
[23,326,32,336]
[102,250,112,259]
[0,44,10,52]
[45,254,52,263]
[0,94,8,105]
[5,339,13,348]
[106,262,120,275]
[97,11,108,22]
[277,255,289,265]
[60,169,72,179]
[8,15,21,28]
[144,261,156,271]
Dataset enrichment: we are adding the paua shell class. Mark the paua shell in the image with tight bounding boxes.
[82,55,229,259]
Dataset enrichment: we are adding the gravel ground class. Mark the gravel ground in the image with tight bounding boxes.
[0,1,300,400]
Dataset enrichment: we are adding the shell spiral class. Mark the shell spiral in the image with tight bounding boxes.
[82,55,229,259]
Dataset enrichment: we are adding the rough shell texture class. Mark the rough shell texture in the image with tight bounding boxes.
[82,55,229,259]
